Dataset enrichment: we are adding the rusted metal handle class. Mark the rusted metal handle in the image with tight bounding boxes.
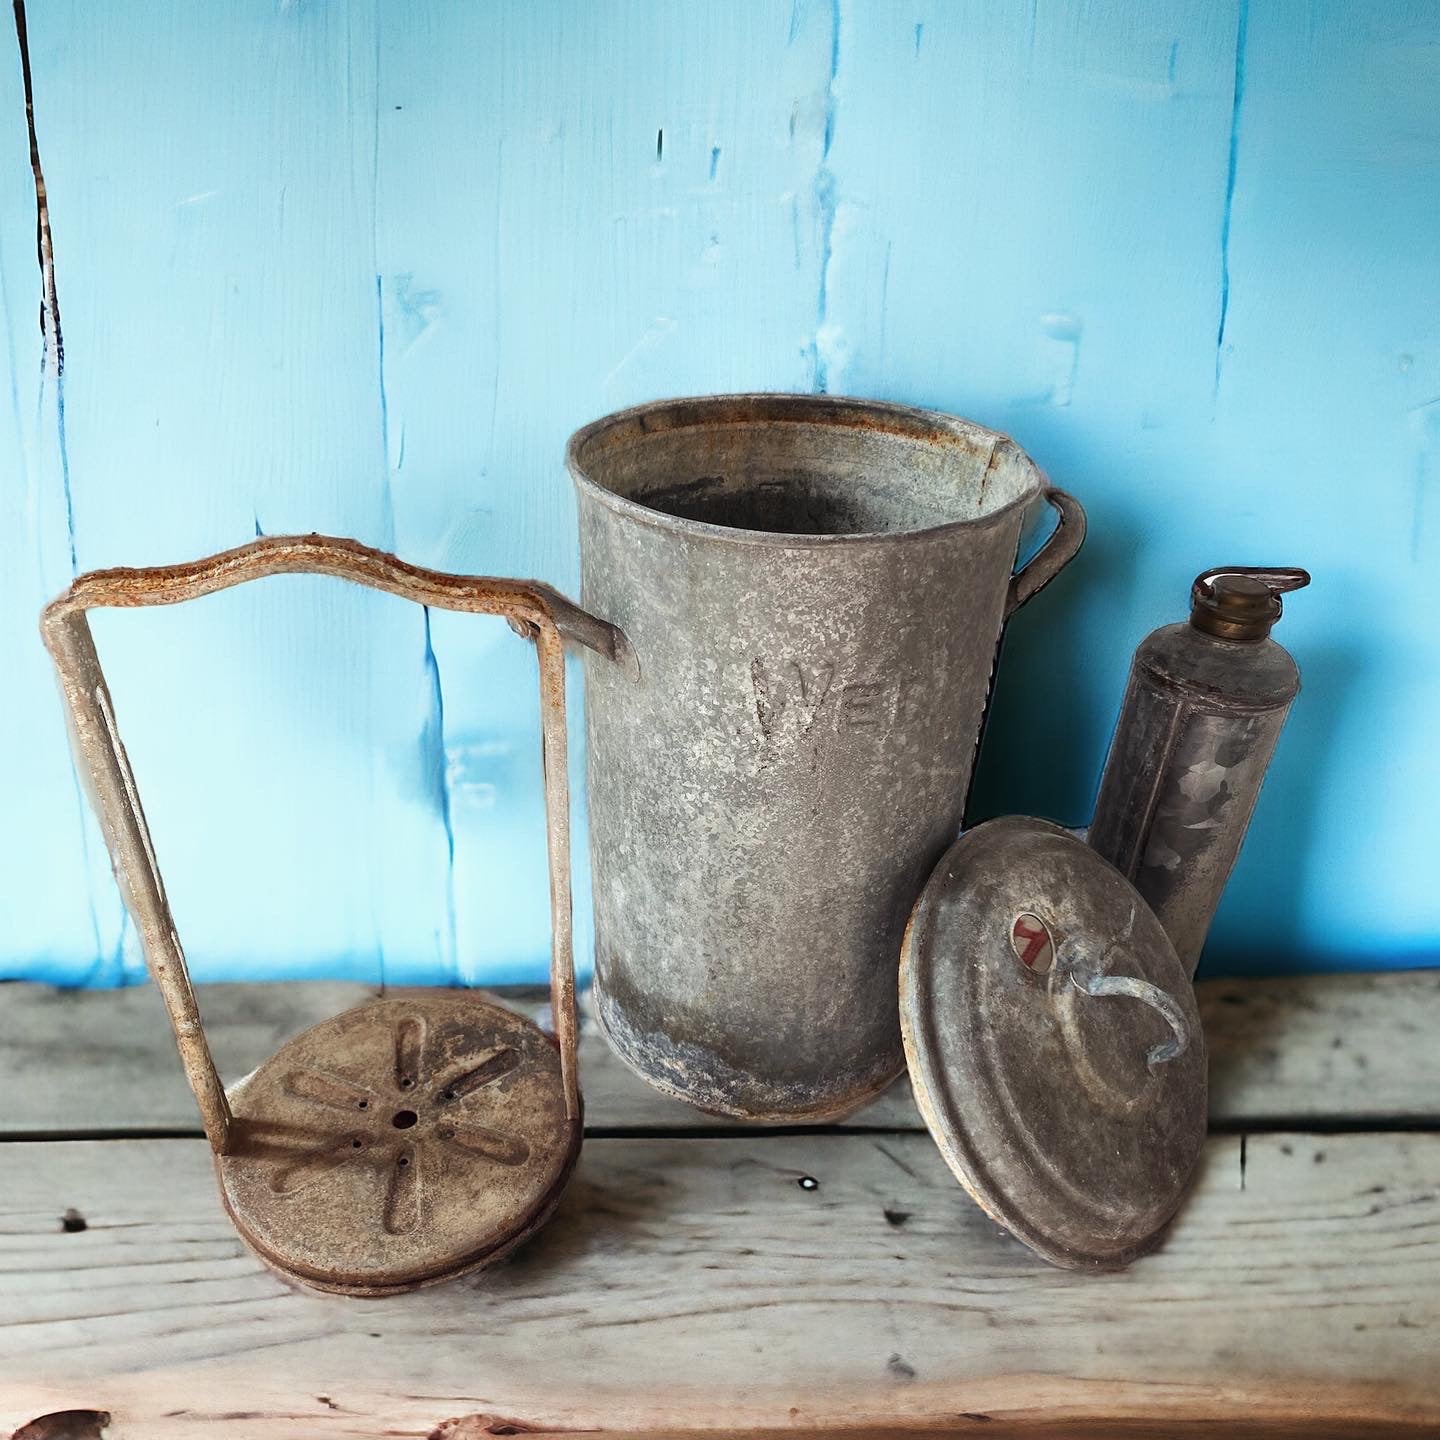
[1069,969,1191,1068]
[1194,566,1311,599]
[41,534,586,1152]
[1005,487,1086,619]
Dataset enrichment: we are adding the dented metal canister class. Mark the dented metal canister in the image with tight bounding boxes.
[568,395,1085,1121]
[1088,567,1309,978]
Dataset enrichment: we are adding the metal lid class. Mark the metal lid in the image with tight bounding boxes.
[219,995,581,1295]
[900,816,1206,1270]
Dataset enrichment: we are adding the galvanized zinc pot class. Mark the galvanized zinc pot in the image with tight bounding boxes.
[566,395,1085,1120]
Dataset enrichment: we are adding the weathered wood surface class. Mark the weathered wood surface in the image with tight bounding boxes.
[0,981,379,1138]
[1,1129,1436,1438]
[3,970,1437,1138]
[1198,970,1440,1125]
[3,971,1437,1436]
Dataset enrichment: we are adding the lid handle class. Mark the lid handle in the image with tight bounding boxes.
[1069,970,1192,1068]
[1190,566,1310,641]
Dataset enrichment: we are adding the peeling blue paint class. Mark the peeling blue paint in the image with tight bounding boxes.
[421,605,458,979]
[374,272,395,549]
[53,373,75,569]
[1214,0,1249,399]
[812,0,841,393]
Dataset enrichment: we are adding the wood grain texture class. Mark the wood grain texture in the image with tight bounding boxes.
[2,970,1436,1138]
[1198,969,1440,1124]
[0,981,377,1138]
[0,1129,1436,1437]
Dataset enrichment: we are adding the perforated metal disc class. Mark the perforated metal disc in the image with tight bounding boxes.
[900,816,1206,1270]
[216,995,580,1294]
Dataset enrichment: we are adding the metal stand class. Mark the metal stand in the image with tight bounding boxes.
[41,535,596,1294]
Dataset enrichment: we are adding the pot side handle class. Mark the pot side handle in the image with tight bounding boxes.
[520,581,638,680]
[1005,487,1087,619]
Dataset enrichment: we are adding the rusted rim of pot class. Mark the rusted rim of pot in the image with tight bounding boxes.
[566,393,1046,549]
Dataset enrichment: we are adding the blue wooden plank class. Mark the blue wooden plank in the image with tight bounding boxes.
[371,0,832,982]
[824,0,1440,974]
[1,0,1437,985]
[820,0,1242,838]
[10,0,452,985]
[0,5,109,983]
[1202,0,1440,969]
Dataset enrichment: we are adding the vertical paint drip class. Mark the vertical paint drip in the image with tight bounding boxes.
[1214,0,1249,400]
[422,607,459,979]
[374,274,396,550]
[786,0,805,47]
[812,0,841,393]
[370,17,396,553]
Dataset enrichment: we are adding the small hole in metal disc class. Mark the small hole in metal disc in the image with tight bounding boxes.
[391,1110,419,1129]
[397,1156,410,1167]
[399,1076,414,1089]
[1011,913,1054,974]
[798,1176,819,1191]
[357,1099,369,1110]
[440,1089,456,1102]
[351,1138,363,1149]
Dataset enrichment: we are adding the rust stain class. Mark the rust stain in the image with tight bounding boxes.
[11,1414,110,1440]
[428,1416,592,1438]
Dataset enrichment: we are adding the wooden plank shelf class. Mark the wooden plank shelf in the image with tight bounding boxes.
[1,971,1437,1438]
[5,970,1438,1141]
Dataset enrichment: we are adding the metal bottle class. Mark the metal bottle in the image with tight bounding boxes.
[1087,567,1309,977]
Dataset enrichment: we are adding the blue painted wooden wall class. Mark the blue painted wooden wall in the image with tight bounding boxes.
[3,1,1436,987]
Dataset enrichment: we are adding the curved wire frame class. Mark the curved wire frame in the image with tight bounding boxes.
[41,533,611,1152]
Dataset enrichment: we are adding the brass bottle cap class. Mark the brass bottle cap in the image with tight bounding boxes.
[1189,566,1310,641]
